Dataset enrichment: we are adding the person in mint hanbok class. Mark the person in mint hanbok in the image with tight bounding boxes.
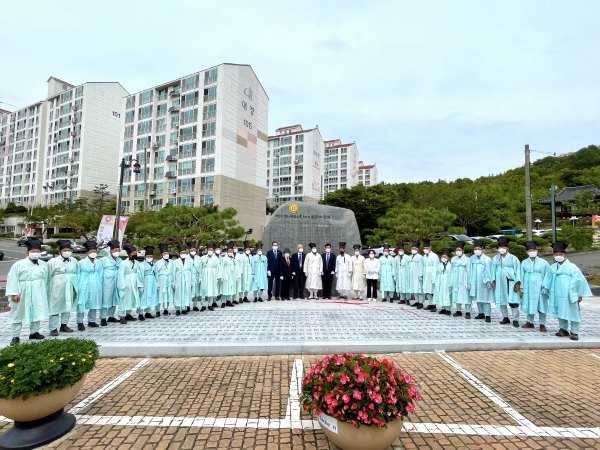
[545,242,593,341]
[252,243,268,302]
[519,241,549,332]
[200,242,220,311]
[379,244,396,303]
[231,242,244,304]
[451,242,472,318]
[77,241,103,331]
[434,248,453,315]
[422,239,439,311]
[335,242,352,300]
[469,239,494,323]
[187,242,203,311]
[171,244,193,315]
[46,240,78,336]
[117,244,141,322]
[99,240,122,326]
[239,241,253,303]
[6,238,49,346]
[218,242,238,308]
[393,243,410,304]
[492,237,522,327]
[154,243,174,315]
[407,241,424,309]
[214,243,223,307]
[137,245,159,317]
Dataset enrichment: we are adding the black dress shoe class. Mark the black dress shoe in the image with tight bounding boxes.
[430,307,437,312]
[232,301,239,305]
[244,298,250,303]
[389,299,394,304]
[275,297,280,300]
[485,316,491,323]
[300,296,306,299]
[258,298,264,302]
[208,306,214,311]
[101,319,108,326]
[181,310,188,315]
[416,303,423,309]
[50,329,59,337]
[125,314,137,321]
[444,310,452,316]
[382,298,388,302]
[212,303,218,308]
[221,303,226,308]
[176,310,181,316]
[145,313,155,319]
[60,324,74,332]
[555,328,570,337]
[453,311,462,317]
[164,309,170,315]
[193,306,200,311]
[155,311,161,317]
[267,298,272,301]
[475,313,485,319]
[512,320,519,328]
[253,299,257,303]
[200,306,206,312]
[78,323,86,331]
[187,306,191,312]
[29,332,45,340]
[120,317,127,324]
[226,301,234,307]
[138,314,146,321]
[10,337,20,346]
[107,317,119,323]
[438,309,446,314]
[500,317,510,325]
[570,333,579,341]
[465,313,471,319]
[88,322,99,327]
[410,302,418,307]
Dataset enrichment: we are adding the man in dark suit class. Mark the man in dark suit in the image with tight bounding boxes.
[321,243,336,299]
[278,248,293,300]
[291,243,306,299]
[266,241,281,300]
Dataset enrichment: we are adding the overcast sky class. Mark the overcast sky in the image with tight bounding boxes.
[1,0,598,183]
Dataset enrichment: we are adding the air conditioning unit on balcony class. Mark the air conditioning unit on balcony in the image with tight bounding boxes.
[169,189,177,194]
[294,181,298,185]
[72,105,78,111]
[152,142,160,148]
[69,157,75,163]
[67,184,72,189]
[172,123,179,129]
[173,139,178,145]
[72,118,78,124]
[149,190,156,196]
[166,154,177,162]
[68,171,72,176]
[165,171,176,178]
[70,131,76,136]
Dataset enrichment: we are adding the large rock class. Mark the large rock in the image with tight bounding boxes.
[263,202,362,252]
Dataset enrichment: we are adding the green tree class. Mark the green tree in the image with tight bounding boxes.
[21,206,58,239]
[91,184,116,215]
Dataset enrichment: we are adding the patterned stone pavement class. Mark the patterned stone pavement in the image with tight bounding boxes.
[2,298,600,355]
[2,350,600,449]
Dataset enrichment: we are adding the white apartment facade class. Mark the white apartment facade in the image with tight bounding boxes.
[323,139,360,195]
[119,63,268,238]
[358,161,378,186]
[266,124,324,207]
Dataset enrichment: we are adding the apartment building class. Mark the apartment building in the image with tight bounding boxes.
[323,139,360,195]
[266,124,324,207]
[119,63,268,238]
[358,161,378,186]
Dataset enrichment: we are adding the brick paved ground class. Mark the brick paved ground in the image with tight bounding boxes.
[1,350,599,449]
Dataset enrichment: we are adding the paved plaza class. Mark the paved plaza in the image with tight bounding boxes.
[2,297,600,355]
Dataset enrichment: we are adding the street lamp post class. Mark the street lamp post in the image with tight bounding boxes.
[113,158,142,240]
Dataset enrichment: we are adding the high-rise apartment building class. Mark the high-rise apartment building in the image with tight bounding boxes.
[266,124,324,206]
[358,161,378,186]
[323,139,360,195]
[119,63,268,238]
[0,77,128,208]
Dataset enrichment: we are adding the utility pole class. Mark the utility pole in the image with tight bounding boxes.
[143,151,148,212]
[550,184,557,243]
[524,144,533,240]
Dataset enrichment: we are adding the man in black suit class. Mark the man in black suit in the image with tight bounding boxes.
[279,248,293,300]
[321,243,336,299]
[266,241,281,300]
[291,243,306,299]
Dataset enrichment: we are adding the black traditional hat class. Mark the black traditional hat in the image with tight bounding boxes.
[383,243,391,250]
[226,242,234,250]
[396,242,404,249]
[524,241,537,250]
[124,244,136,254]
[442,247,452,257]
[353,244,361,250]
[552,242,568,253]
[83,241,98,251]
[177,244,187,252]
[56,239,72,251]
[256,243,264,249]
[144,245,155,255]
[339,242,346,249]
[472,239,484,248]
[308,243,316,248]
[158,243,169,254]
[25,238,42,250]
[214,242,221,249]
[456,241,466,249]
[187,241,197,249]
[422,239,431,247]
[107,240,120,250]
[243,241,251,249]
[412,241,421,248]
[283,248,290,253]
[498,237,510,247]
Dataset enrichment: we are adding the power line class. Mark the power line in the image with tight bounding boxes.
[0,101,20,109]
[529,149,569,157]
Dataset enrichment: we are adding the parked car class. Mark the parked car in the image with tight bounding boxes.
[445,234,474,244]
[0,250,4,260]
[39,250,53,262]
[485,234,502,241]
[360,246,396,258]
[70,242,87,253]
[17,236,44,247]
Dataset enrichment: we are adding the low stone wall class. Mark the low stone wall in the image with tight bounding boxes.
[0,288,7,310]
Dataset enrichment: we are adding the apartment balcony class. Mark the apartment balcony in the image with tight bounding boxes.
[182,98,198,108]
[157,93,167,101]
[178,168,195,176]
[182,115,197,125]
[169,90,180,97]
[177,186,195,193]
[204,76,217,85]
[156,125,167,132]
[182,82,199,92]
[168,105,180,113]
[201,164,214,173]
[203,93,217,102]
[201,183,214,191]
[202,129,215,138]
[171,122,179,130]
[180,133,196,142]
[202,111,216,120]
[134,191,146,198]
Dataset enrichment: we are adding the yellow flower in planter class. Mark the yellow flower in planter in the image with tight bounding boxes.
[60,357,64,361]
[7,363,14,368]
[72,362,76,366]
[10,380,14,383]
[50,360,54,363]
[81,358,86,362]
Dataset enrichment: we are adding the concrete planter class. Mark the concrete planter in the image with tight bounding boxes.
[318,413,404,450]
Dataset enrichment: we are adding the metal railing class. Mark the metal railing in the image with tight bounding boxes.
[203,93,217,102]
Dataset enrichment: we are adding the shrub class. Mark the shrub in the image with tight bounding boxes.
[508,242,527,260]
[0,338,98,400]
[50,233,81,239]
[499,222,514,230]
[481,223,500,234]
[301,353,421,428]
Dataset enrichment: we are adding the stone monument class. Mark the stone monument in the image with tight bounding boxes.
[262,201,362,251]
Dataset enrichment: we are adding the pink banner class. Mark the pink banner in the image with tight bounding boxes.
[97,215,129,247]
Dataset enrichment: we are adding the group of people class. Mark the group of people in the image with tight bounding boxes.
[5,236,592,346]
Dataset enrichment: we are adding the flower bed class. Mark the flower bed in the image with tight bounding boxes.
[301,353,421,428]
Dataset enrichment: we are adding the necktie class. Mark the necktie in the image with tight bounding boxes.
[287,258,290,266]
[326,254,329,267]
[299,254,302,266]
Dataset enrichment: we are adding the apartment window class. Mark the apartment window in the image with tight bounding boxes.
[170,132,178,145]
[280,156,292,165]
[202,104,216,120]
[126,97,135,109]
[272,168,279,177]
[295,155,304,164]
[156,118,167,132]
[182,75,199,92]
[123,140,133,153]
[124,125,134,138]
[181,109,197,125]
[280,176,291,186]
[180,125,197,142]
[270,138,279,147]
[295,186,303,194]
[295,144,303,153]
[201,157,215,173]
[157,103,167,117]
[272,158,279,167]
[137,136,151,150]
[139,90,153,105]
[182,91,199,108]
[203,86,217,102]
[202,121,216,138]
[280,166,292,176]
[180,143,196,158]
[154,166,165,179]
[341,154,347,161]
[296,165,303,174]
[137,120,152,135]
[59,104,71,116]
[138,106,151,120]
[125,111,134,124]
[281,136,292,145]
[155,134,166,148]
[280,146,292,156]
[295,134,304,143]
[178,161,195,176]
[200,194,214,206]
[157,89,167,101]
[201,176,214,191]
[204,68,218,85]
[75,86,83,98]
[60,91,72,103]
[202,139,215,156]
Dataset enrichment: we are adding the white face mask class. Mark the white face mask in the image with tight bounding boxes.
[383,252,389,256]
[29,252,41,260]
[312,248,317,253]
[298,248,303,253]
[528,251,538,258]
[325,248,331,253]
[88,252,97,259]
[215,249,221,255]
[554,255,565,263]
[284,253,289,258]
[233,248,238,253]
[441,257,448,263]
[398,250,404,256]
[498,248,507,255]
[411,249,418,255]
[257,250,263,255]
[62,251,72,259]
[162,254,170,260]
[228,252,234,256]
[423,249,430,254]
[474,249,482,256]
[369,254,375,259]
[455,250,463,257]
[145,257,153,263]
[180,254,187,259]
[355,251,359,256]
[272,246,278,251]
[245,250,250,255]
[112,251,120,258]
[208,251,214,256]
[190,251,196,256]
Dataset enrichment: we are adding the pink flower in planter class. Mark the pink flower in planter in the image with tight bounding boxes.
[342,394,350,404]
[352,390,362,400]
[406,403,416,413]
[339,373,350,385]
